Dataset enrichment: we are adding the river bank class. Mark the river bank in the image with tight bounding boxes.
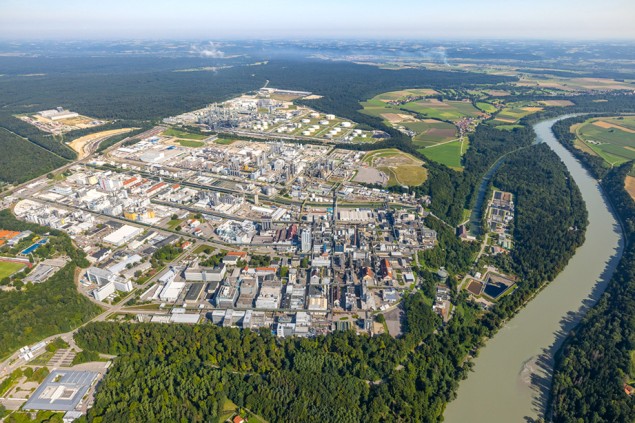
[444,116,625,422]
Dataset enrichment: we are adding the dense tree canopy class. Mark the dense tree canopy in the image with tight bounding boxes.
[550,162,635,422]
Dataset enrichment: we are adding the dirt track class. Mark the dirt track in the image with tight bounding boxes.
[69,128,136,159]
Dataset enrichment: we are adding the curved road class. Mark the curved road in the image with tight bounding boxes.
[444,116,625,422]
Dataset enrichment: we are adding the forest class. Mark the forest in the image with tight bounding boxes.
[0,128,68,184]
[0,57,513,186]
[549,162,635,422]
[418,125,534,225]
[0,209,100,359]
[0,263,100,359]
[0,114,77,160]
[480,144,588,326]
[70,142,588,423]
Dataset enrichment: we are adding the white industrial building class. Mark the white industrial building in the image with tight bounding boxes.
[159,279,185,302]
[38,107,79,121]
[86,267,133,302]
[255,280,282,309]
[184,263,226,282]
[103,225,142,247]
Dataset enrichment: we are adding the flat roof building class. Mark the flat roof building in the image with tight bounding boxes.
[103,225,142,247]
[24,370,99,412]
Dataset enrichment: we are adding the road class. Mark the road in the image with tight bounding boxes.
[0,125,183,378]
[3,126,164,199]
[0,241,195,378]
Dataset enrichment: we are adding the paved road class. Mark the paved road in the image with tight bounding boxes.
[0,243,194,378]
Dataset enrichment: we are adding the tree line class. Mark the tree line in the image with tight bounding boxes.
[549,162,635,422]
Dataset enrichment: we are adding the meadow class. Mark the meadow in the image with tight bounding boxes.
[400,99,482,121]
[163,128,207,140]
[402,120,457,147]
[363,149,427,186]
[576,116,635,165]
[419,139,467,170]
[176,139,205,148]
[492,104,543,124]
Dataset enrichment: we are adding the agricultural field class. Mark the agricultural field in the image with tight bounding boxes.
[538,99,575,107]
[476,102,498,113]
[401,119,457,147]
[400,99,483,121]
[575,116,635,165]
[492,103,543,124]
[360,92,458,147]
[516,76,635,92]
[372,88,439,101]
[0,261,25,279]
[419,139,467,170]
[162,128,207,140]
[625,173,635,201]
[362,149,427,187]
[359,98,400,119]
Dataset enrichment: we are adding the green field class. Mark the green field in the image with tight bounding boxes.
[476,102,497,113]
[359,98,397,118]
[419,140,466,169]
[0,261,25,279]
[214,138,237,145]
[372,88,438,101]
[163,128,207,140]
[401,120,457,147]
[363,149,428,186]
[576,117,635,165]
[493,104,543,124]
[400,99,482,121]
[167,219,182,230]
[176,139,204,148]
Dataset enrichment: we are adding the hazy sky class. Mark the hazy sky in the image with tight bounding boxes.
[1,0,634,40]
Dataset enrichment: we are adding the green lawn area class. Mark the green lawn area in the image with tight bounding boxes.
[163,128,207,140]
[0,411,64,423]
[0,261,25,279]
[363,149,427,186]
[419,140,464,169]
[177,139,205,148]
[215,138,237,145]
[577,117,635,165]
[167,219,182,230]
